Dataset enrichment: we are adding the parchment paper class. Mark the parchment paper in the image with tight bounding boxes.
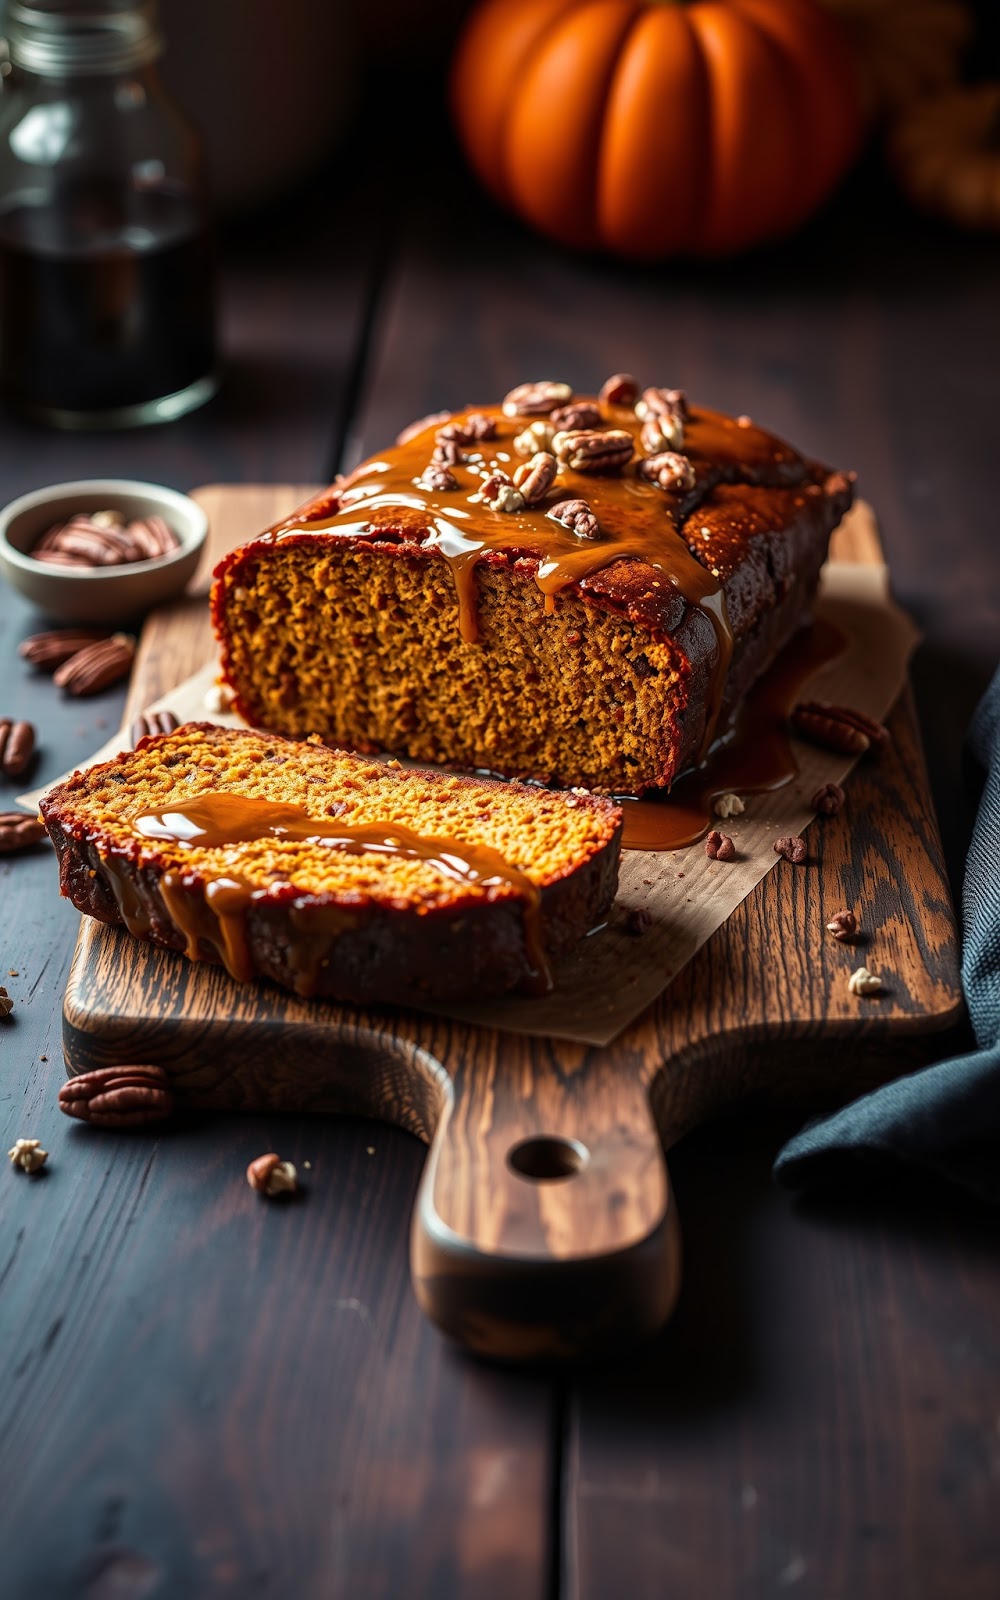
[21,559,918,1048]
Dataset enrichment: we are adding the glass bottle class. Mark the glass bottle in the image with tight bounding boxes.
[0,0,218,428]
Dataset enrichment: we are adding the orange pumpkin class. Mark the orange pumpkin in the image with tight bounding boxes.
[451,0,863,258]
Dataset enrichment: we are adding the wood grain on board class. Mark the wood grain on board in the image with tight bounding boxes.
[59,484,962,1360]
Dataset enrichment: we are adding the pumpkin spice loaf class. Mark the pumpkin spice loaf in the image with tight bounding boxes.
[41,723,622,1003]
[212,379,854,795]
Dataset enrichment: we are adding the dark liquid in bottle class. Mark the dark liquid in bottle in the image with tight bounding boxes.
[0,184,216,421]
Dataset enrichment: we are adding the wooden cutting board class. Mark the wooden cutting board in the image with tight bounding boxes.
[61,486,963,1361]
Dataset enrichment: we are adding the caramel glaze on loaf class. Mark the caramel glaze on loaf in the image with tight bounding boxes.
[41,723,622,1004]
[212,388,854,795]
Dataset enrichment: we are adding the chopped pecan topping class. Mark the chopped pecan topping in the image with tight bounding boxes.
[705,829,736,861]
[550,402,602,432]
[8,1137,46,1173]
[791,701,889,756]
[547,499,601,540]
[638,451,696,492]
[502,380,573,417]
[417,462,459,492]
[472,470,525,514]
[436,413,495,448]
[512,451,557,506]
[640,413,685,454]
[848,965,882,996]
[774,835,807,864]
[0,719,35,779]
[19,629,110,671]
[599,373,640,407]
[553,428,633,473]
[636,385,689,422]
[396,410,450,446]
[247,1153,298,1197]
[513,419,555,456]
[812,781,846,816]
[59,1065,175,1127]
[431,438,465,466]
[0,811,46,855]
[826,909,858,942]
[53,634,135,697]
[130,709,180,748]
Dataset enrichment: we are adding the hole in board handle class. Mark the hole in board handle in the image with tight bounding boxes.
[507,1136,590,1183]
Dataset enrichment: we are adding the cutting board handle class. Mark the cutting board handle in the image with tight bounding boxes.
[411,1044,681,1360]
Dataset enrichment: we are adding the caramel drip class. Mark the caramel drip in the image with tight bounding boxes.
[131,791,551,993]
[619,614,847,851]
[265,400,804,760]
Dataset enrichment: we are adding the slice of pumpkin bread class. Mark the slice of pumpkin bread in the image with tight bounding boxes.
[41,722,622,1003]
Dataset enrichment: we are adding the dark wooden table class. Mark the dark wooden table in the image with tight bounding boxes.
[2,135,999,1600]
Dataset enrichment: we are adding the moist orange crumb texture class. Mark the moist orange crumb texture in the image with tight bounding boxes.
[48,724,619,913]
[218,548,690,793]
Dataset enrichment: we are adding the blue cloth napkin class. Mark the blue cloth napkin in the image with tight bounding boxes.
[774,665,1000,1203]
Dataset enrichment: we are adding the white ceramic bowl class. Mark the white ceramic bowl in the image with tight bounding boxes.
[0,479,208,624]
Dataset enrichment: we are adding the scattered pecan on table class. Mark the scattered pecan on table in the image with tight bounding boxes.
[59,1065,174,1127]
[0,812,46,854]
[812,782,846,815]
[53,634,135,697]
[826,909,859,942]
[790,702,889,756]
[0,718,35,779]
[19,629,110,670]
[705,830,736,861]
[774,835,808,864]
[247,1153,298,1197]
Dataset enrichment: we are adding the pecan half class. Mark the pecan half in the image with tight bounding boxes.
[553,428,633,473]
[0,719,35,779]
[0,812,46,854]
[35,514,136,566]
[599,373,639,407]
[512,450,557,506]
[53,634,135,697]
[436,412,495,446]
[130,709,180,748]
[774,835,807,864]
[473,470,525,514]
[431,438,465,466]
[812,781,846,816]
[247,1153,298,1196]
[547,499,601,540]
[59,1065,174,1127]
[637,451,696,492]
[19,629,110,670]
[396,410,450,446]
[417,463,459,492]
[513,419,555,457]
[502,380,573,417]
[705,829,736,861]
[550,402,602,432]
[640,414,684,454]
[636,386,689,422]
[826,909,858,942]
[124,515,179,560]
[790,701,889,756]
[0,987,12,1018]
